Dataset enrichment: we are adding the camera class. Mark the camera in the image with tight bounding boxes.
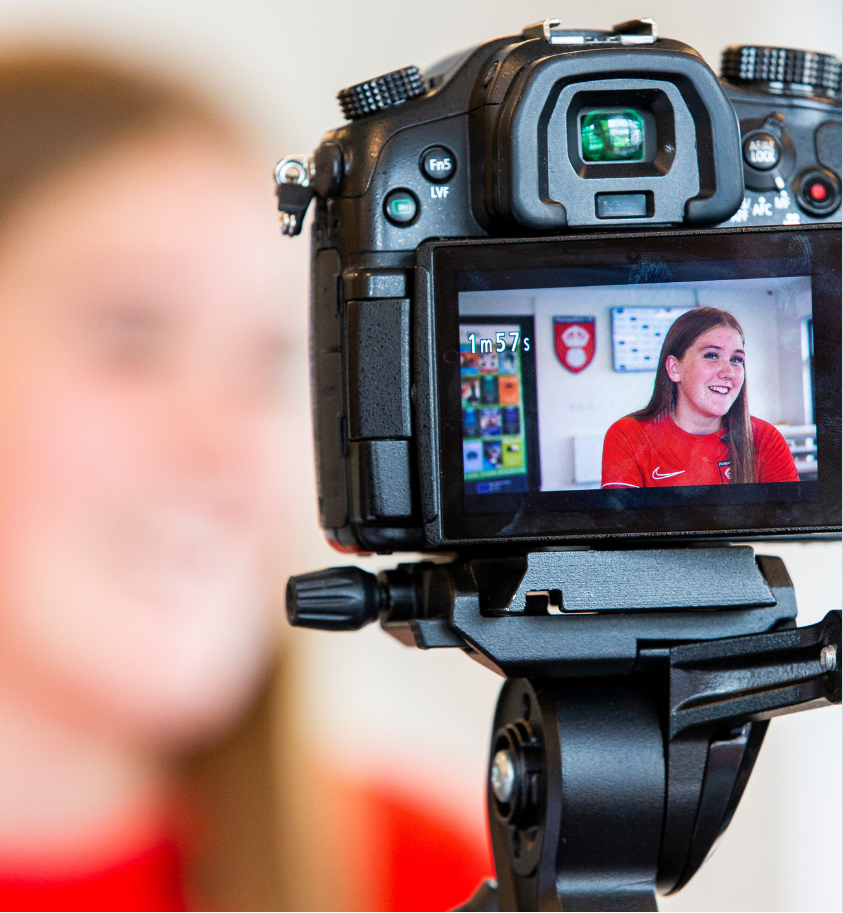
[276,17,841,555]
[277,20,841,910]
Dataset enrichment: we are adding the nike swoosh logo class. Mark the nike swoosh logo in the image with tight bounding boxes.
[652,466,685,480]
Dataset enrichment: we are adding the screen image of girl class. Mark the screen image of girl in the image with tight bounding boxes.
[601,307,800,488]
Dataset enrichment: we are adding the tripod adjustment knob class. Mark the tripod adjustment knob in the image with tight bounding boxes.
[286,566,382,631]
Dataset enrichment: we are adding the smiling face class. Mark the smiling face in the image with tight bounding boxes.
[665,325,746,434]
[0,132,311,750]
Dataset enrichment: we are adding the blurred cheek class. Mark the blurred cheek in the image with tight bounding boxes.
[0,362,288,747]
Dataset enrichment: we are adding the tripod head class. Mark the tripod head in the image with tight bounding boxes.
[288,546,841,909]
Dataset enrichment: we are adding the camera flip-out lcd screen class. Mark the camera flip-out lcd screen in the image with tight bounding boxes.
[432,227,841,543]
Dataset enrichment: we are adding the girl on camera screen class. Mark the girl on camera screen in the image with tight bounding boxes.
[601,307,799,488]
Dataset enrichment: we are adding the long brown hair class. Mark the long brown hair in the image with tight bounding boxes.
[0,49,288,909]
[0,49,237,230]
[632,307,756,484]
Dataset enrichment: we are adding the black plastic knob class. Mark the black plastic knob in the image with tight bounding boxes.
[286,566,381,631]
[338,66,424,121]
[721,46,841,97]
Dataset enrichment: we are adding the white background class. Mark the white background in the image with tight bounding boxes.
[0,1,838,910]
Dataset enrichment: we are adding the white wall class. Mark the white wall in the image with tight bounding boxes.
[0,1,835,910]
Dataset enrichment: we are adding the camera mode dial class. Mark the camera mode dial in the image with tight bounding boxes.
[338,66,425,121]
[722,45,841,97]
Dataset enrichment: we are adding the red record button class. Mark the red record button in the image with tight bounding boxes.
[809,182,828,201]
[796,169,839,217]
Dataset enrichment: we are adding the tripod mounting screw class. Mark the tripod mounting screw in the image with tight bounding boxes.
[490,720,543,828]
[820,643,838,672]
[491,749,516,803]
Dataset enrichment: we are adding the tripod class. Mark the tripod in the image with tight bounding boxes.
[287,546,841,911]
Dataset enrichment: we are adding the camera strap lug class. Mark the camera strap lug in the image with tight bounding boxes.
[274,154,316,236]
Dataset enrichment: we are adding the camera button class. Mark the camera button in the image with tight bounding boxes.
[420,146,456,182]
[383,189,419,226]
[742,132,781,171]
[795,169,840,217]
[815,121,842,175]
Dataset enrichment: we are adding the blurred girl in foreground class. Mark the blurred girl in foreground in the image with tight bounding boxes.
[0,51,489,911]
[0,50,300,909]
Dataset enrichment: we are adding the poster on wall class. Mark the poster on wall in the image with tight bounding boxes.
[611,306,691,372]
[459,317,540,495]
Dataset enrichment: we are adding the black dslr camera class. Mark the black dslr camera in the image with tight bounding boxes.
[278,19,841,911]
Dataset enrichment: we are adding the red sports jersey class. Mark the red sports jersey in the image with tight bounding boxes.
[601,413,799,488]
[0,835,185,912]
[0,785,492,913]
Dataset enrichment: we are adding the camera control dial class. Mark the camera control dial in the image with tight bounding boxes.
[338,66,424,121]
[722,45,842,97]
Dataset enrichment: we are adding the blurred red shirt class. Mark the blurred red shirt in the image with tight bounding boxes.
[0,787,492,912]
[0,837,184,912]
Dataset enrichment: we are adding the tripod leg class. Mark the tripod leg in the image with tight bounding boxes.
[487,678,665,911]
